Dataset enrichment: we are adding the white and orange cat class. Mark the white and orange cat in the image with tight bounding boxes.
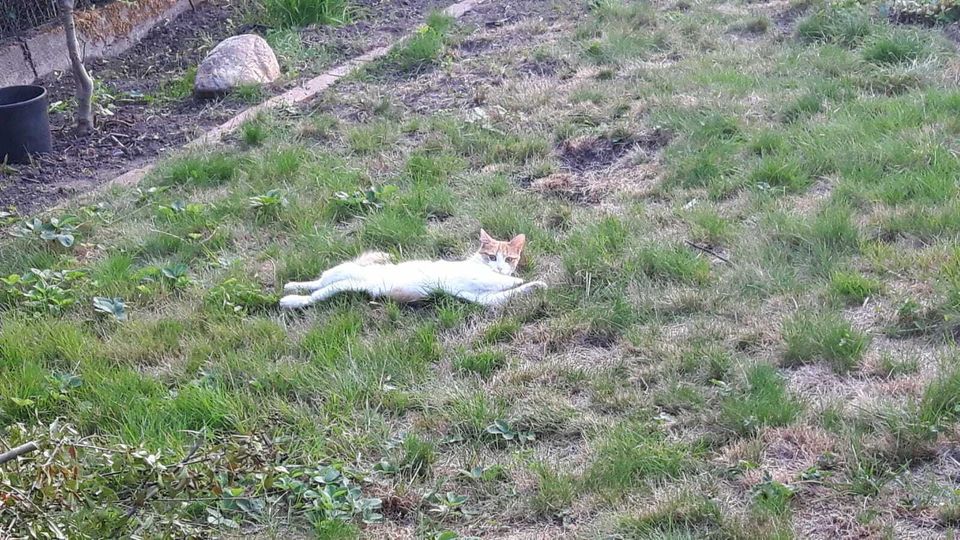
[279,230,547,309]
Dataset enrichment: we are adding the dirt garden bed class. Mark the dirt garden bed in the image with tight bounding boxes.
[0,0,451,213]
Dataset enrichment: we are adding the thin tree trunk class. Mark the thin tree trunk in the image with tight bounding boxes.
[59,0,94,134]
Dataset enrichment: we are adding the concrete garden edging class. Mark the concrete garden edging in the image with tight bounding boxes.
[0,0,204,87]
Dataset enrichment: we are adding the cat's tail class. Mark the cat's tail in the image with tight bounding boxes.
[354,251,392,266]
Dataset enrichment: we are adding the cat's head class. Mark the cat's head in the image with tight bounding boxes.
[477,229,526,275]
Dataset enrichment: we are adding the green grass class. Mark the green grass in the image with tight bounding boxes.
[782,313,869,373]
[618,495,724,539]
[233,84,265,103]
[749,130,786,157]
[346,120,399,154]
[359,206,427,248]
[654,382,705,413]
[258,0,351,28]
[796,8,873,47]
[751,476,794,517]
[157,152,244,187]
[585,421,696,495]
[634,244,710,284]
[748,156,812,192]
[874,352,919,378]
[479,318,521,345]
[442,391,507,439]
[267,28,334,74]
[861,365,960,465]
[373,12,456,75]
[829,270,882,305]
[665,140,739,192]
[241,117,270,147]
[578,0,660,65]
[398,433,436,477]
[405,151,464,185]
[427,115,550,166]
[153,67,197,102]
[687,207,735,245]
[780,93,822,123]
[919,364,960,427]
[862,31,931,65]
[729,16,770,36]
[766,207,861,275]
[529,461,577,516]
[940,499,960,527]
[721,364,802,436]
[563,216,629,286]
[452,349,506,377]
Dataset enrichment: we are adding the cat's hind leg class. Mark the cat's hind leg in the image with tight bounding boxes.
[280,279,368,309]
[282,278,325,294]
[283,262,364,293]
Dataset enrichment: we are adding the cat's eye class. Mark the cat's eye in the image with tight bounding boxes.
[486,254,498,261]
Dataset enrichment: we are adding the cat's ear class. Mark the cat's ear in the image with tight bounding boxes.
[479,229,494,245]
[508,234,526,252]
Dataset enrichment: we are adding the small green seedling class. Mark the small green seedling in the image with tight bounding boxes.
[207,278,279,315]
[486,419,535,444]
[12,216,79,248]
[93,297,127,321]
[752,472,794,516]
[459,464,506,482]
[2,268,84,314]
[249,189,289,216]
[328,185,398,220]
[157,200,204,218]
[426,492,469,516]
[0,207,18,226]
[160,263,191,288]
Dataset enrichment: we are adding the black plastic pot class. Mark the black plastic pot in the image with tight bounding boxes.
[0,85,53,164]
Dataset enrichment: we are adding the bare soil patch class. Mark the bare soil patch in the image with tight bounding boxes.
[945,22,960,47]
[517,56,569,77]
[327,0,577,119]
[556,127,672,173]
[0,0,452,214]
[773,1,811,34]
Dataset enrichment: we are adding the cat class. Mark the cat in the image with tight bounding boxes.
[279,230,547,309]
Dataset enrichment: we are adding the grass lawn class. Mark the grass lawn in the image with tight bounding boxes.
[3,0,960,537]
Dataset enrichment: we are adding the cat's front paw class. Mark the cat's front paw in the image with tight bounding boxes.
[527,280,548,290]
[280,295,312,309]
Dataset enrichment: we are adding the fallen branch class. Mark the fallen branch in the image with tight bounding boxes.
[0,441,39,465]
[684,240,731,264]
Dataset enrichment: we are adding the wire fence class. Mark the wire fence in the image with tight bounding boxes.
[0,0,106,41]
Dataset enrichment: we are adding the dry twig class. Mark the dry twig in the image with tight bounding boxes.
[0,441,39,465]
[684,240,731,264]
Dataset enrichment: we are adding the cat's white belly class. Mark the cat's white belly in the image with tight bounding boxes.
[279,248,545,309]
[360,260,519,298]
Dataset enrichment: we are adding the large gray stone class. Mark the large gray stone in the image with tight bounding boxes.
[194,34,280,97]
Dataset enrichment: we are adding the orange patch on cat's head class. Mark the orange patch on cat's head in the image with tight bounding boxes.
[478,229,526,274]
